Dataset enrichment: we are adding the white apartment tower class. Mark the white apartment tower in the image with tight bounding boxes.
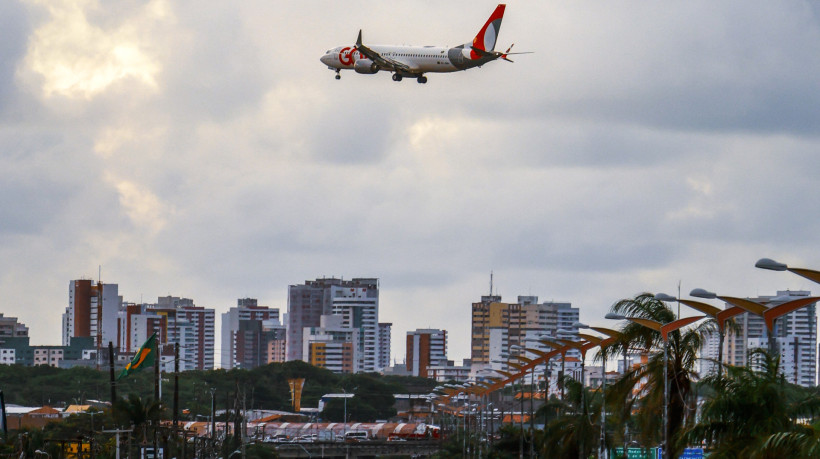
[331,279,380,373]
[287,278,379,363]
[406,329,448,378]
[63,280,120,347]
[706,290,818,387]
[378,323,392,371]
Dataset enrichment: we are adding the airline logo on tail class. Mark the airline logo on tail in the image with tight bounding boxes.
[320,3,530,83]
[470,4,506,59]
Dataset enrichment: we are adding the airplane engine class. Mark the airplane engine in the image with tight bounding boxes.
[354,59,379,74]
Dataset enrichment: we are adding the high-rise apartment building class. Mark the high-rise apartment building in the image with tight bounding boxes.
[705,290,817,387]
[63,280,120,348]
[331,279,380,372]
[472,296,579,362]
[119,296,215,371]
[286,278,379,366]
[304,314,360,374]
[406,329,447,378]
[378,322,392,371]
[471,294,580,375]
[221,298,281,369]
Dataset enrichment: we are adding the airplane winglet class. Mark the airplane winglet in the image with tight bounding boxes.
[356,29,363,48]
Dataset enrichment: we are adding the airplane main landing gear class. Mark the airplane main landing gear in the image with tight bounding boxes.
[417,76,428,84]
[392,74,402,82]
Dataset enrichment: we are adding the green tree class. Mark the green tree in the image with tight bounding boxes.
[606,293,710,458]
[536,377,602,458]
[761,424,820,458]
[682,349,820,458]
[112,394,163,441]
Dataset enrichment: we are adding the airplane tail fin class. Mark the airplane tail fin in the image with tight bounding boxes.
[471,4,506,53]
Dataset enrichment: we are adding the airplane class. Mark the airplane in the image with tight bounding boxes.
[319,4,528,83]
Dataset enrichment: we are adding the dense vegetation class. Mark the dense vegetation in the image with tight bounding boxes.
[0,360,436,420]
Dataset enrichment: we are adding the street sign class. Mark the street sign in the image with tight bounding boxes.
[679,448,704,459]
[611,447,658,459]
[610,447,704,459]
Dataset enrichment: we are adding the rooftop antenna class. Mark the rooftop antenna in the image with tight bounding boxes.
[490,271,494,297]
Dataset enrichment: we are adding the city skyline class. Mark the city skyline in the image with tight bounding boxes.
[3,1,820,365]
[3,273,817,377]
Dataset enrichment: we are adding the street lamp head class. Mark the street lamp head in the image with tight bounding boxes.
[768,294,792,303]
[690,288,717,299]
[572,321,589,328]
[755,258,788,271]
[655,293,678,302]
[605,313,626,320]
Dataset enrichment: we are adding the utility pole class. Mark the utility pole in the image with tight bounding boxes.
[108,342,117,404]
[173,343,179,429]
[101,429,132,459]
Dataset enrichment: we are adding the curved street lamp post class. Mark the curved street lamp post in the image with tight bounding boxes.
[607,312,705,459]
[691,288,819,357]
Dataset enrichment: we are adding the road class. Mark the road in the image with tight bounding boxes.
[269,440,441,458]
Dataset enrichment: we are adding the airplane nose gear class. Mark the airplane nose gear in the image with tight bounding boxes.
[417,76,428,84]
[392,74,402,82]
[335,70,341,80]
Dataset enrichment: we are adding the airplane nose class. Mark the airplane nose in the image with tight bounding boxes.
[320,54,331,65]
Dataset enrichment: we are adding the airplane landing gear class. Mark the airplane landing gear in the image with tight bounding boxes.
[392,74,403,82]
[335,70,341,80]
[417,76,428,84]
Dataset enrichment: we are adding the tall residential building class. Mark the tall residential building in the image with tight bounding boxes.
[709,290,817,387]
[264,321,288,363]
[155,296,215,371]
[221,298,280,369]
[378,322,392,371]
[63,280,120,348]
[118,297,215,371]
[304,314,360,373]
[172,302,216,370]
[471,295,579,369]
[331,279,380,372]
[406,329,447,378]
[286,278,379,364]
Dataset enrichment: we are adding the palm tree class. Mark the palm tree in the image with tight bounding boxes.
[537,377,603,458]
[683,349,820,458]
[113,394,163,441]
[761,425,820,457]
[606,293,710,458]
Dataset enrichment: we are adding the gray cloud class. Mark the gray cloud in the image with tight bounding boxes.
[2,1,820,363]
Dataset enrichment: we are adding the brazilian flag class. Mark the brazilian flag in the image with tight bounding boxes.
[117,333,156,380]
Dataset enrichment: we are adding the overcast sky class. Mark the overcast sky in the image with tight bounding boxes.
[3,0,820,366]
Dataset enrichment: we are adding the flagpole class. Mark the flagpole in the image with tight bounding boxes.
[173,342,179,429]
[154,335,160,402]
[108,342,117,404]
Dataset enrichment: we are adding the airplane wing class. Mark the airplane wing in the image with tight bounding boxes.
[355,30,415,74]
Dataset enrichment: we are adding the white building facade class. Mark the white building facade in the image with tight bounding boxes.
[705,290,818,387]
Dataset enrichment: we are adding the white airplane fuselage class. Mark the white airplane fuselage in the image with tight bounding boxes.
[320,4,513,83]
[321,45,470,75]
